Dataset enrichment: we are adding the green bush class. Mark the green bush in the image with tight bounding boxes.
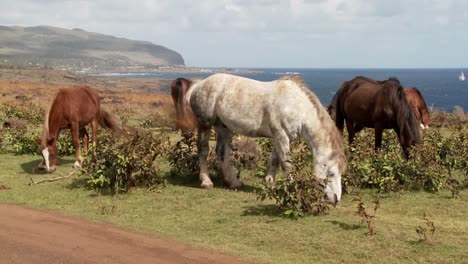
[83,130,170,193]
[343,126,467,193]
[0,129,40,155]
[256,139,329,218]
[1,101,44,125]
[168,131,200,181]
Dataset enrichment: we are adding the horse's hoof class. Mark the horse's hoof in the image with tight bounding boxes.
[73,161,82,169]
[227,181,243,190]
[200,181,214,189]
[264,175,274,183]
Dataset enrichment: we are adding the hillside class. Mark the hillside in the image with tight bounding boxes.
[0,25,184,72]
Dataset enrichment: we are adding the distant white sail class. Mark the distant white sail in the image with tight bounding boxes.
[459,71,466,81]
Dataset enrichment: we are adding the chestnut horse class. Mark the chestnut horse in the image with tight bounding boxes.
[172,74,346,205]
[37,86,120,172]
[329,76,421,157]
[405,87,430,129]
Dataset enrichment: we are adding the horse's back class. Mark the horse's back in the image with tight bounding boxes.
[191,74,315,137]
[337,77,394,127]
[190,74,276,136]
[53,86,101,122]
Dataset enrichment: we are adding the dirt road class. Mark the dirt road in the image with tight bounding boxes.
[0,203,251,264]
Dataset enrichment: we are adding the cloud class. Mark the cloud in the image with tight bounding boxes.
[0,0,466,67]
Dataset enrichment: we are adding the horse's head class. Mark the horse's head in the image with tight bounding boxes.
[36,137,57,172]
[315,151,346,206]
[420,108,430,129]
[171,78,197,130]
[405,87,430,129]
[399,99,422,158]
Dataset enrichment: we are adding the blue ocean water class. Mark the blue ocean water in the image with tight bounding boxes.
[112,68,468,111]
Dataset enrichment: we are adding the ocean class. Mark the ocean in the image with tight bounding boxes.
[105,68,468,111]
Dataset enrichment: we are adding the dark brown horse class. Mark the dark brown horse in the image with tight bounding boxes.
[329,76,421,157]
[37,86,120,172]
[405,87,430,129]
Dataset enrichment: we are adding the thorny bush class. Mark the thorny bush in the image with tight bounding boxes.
[83,130,170,194]
[257,139,330,218]
[168,131,260,183]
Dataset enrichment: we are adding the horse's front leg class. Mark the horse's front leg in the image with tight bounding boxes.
[71,123,82,169]
[345,119,355,144]
[215,124,243,189]
[197,127,213,189]
[264,150,279,183]
[273,130,292,178]
[91,118,99,153]
[393,127,410,159]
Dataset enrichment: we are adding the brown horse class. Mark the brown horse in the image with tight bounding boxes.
[405,87,430,129]
[37,86,120,172]
[329,76,421,157]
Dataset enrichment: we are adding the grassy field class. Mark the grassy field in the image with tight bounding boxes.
[0,75,466,263]
[0,153,466,264]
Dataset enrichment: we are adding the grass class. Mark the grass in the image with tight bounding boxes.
[0,153,466,264]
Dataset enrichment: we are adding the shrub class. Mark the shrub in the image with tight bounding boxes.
[84,130,169,193]
[168,131,200,181]
[0,128,40,155]
[257,139,329,218]
[168,131,260,183]
[342,126,467,193]
[0,101,44,125]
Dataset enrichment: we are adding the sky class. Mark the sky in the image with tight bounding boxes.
[0,0,467,68]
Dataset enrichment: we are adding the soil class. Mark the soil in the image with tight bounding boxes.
[0,203,252,264]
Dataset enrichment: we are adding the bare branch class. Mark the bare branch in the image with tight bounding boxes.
[28,169,81,185]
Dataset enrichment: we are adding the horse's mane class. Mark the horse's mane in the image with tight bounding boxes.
[279,75,347,173]
[355,76,378,83]
[382,78,421,144]
[409,87,422,96]
[41,89,63,145]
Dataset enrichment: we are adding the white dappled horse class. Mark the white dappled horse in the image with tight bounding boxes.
[171,74,346,205]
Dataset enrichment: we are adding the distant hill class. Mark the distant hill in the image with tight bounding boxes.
[0,25,184,71]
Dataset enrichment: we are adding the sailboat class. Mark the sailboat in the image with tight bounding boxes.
[459,71,466,81]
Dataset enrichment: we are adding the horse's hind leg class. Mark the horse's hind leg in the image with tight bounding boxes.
[79,127,89,154]
[91,118,99,151]
[215,123,243,189]
[71,122,82,169]
[198,127,214,189]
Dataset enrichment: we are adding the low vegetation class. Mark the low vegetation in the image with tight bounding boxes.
[0,90,467,263]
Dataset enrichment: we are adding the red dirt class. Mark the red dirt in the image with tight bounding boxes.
[0,203,252,264]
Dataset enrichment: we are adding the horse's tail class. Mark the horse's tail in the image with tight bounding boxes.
[386,79,421,145]
[171,78,197,130]
[99,109,122,136]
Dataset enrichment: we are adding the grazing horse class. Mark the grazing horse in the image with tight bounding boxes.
[405,87,430,129]
[172,73,346,205]
[329,76,421,157]
[37,86,120,172]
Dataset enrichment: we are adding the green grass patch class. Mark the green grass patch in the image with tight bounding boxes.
[0,153,466,264]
